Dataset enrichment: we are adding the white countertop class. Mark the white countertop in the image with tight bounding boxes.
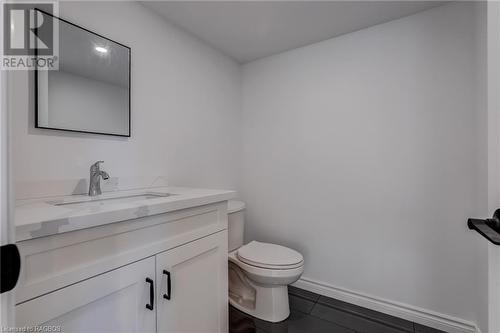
[15,187,235,242]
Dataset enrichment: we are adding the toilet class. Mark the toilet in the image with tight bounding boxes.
[227,200,304,323]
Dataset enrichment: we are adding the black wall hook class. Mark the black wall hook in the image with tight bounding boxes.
[468,209,500,245]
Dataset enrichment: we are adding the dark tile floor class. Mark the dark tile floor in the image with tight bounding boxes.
[229,286,445,333]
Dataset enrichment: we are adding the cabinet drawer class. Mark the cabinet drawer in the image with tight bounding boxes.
[16,256,156,332]
[16,202,227,303]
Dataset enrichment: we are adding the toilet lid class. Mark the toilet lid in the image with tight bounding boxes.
[237,241,303,268]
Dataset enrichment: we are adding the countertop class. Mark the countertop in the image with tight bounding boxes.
[15,187,235,242]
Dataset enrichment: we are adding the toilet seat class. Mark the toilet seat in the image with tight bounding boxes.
[237,241,304,270]
[229,251,304,284]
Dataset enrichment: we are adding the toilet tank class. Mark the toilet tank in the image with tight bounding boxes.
[227,200,246,252]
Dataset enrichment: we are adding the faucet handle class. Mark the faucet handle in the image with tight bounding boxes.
[91,160,104,170]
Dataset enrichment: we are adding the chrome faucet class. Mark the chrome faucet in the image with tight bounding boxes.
[88,161,109,196]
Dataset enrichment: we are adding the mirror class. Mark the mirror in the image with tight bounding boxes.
[36,10,131,137]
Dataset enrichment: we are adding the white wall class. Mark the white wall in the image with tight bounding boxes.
[10,1,241,199]
[241,2,488,330]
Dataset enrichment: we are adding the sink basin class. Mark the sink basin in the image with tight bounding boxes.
[49,192,174,208]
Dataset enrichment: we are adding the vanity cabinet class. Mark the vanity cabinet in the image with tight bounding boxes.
[156,231,227,333]
[14,201,229,333]
[16,256,157,332]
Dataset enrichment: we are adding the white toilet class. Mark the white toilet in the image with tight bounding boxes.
[227,200,304,323]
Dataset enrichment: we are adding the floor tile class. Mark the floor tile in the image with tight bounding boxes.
[286,310,355,333]
[415,323,446,333]
[229,305,287,333]
[288,286,321,302]
[311,303,412,333]
[316,296,414,332]
[230,305,354,333]
[289,294,316,314]
[229,305,258,333]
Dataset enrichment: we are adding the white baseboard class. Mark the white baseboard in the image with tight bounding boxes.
[293,277,480,333]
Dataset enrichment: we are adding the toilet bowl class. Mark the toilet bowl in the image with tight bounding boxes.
[227,200,304,323]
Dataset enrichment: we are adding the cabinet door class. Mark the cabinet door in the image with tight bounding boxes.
[16,256,156,333]
[156,231,228,333]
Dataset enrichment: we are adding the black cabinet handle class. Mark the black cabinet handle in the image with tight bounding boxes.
[145,278,154,310]
[163,270,171,300]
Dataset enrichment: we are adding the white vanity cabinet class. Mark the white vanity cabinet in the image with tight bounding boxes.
[16,256,157,332]
[14,201,229,333]
[156,231,227,333]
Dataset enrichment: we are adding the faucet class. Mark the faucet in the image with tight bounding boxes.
[88,161,110,196]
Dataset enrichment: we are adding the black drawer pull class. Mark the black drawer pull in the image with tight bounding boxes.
[163,270,171,300]
[146,278,154,310]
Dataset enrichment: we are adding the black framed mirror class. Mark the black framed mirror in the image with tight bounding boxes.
[35,9,131,137]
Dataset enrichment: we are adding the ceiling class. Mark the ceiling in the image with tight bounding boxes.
[141,1,445,63]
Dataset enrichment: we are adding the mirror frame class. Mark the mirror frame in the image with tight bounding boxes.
[34,9,131,137]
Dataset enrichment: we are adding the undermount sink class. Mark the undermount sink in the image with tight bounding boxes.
[48,192,174,208]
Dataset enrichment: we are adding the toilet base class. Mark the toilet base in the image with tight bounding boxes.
[229,262,290,323]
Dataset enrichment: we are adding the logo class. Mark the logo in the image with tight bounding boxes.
[1,1,59,70]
